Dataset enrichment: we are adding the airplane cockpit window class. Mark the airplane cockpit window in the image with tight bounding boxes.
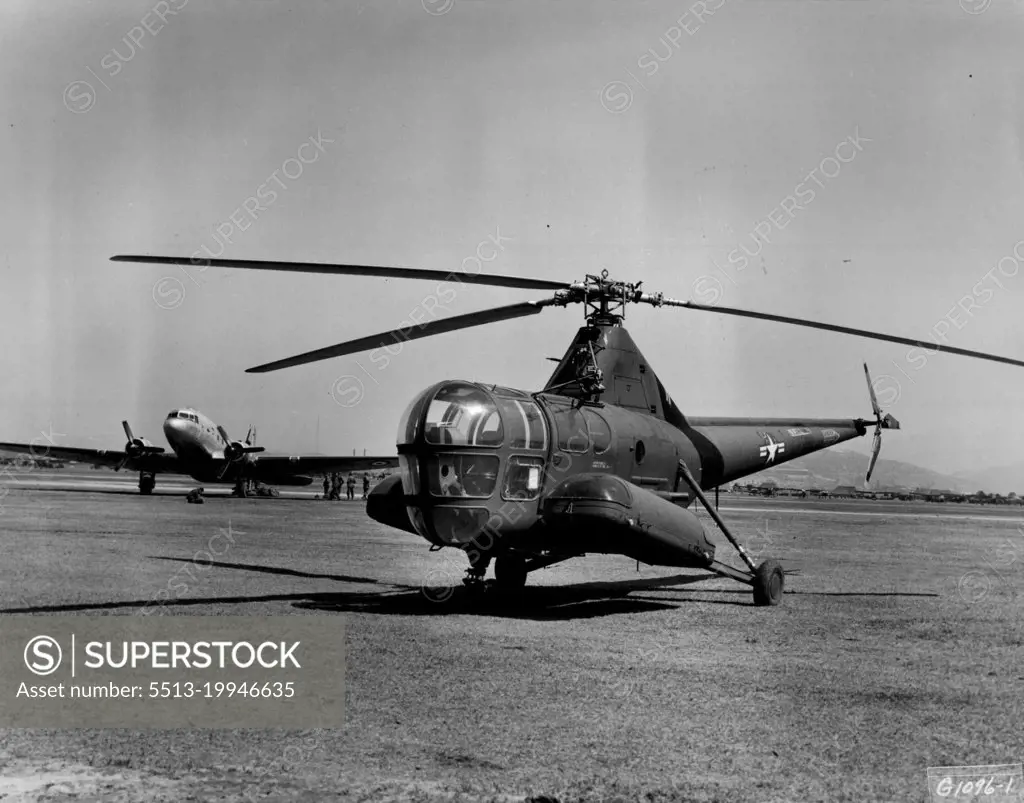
[424,384,503,447]
[167,410,179,419]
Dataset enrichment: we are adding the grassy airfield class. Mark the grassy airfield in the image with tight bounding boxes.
[1,482,1022,802]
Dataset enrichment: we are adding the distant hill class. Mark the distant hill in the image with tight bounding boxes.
[742,449,975,493]
[954,462,1024,497]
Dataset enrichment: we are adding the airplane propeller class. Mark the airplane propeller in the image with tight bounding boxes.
[218,425,266,462]
[116,420,164,471]
[110,256,1024,376]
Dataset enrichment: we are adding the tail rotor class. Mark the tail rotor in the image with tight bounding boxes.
[862,364,900,484]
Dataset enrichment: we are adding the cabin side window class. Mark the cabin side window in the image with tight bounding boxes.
[583,408,612,454]
[552,404,590,454]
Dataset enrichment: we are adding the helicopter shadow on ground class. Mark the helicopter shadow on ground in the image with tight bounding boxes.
[292,573,746,620]
[632,585,941,602]
[0,583,686,620]
[147,555,723,619]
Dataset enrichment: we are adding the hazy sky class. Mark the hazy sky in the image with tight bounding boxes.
[1,0,1022,473]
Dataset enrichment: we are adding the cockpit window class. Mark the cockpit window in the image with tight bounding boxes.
[495,397,547,451]
[502,455,545,501]
[397,391,426,446]
[424,385,503,447]
[428,453,500,498]
[167,410,179,419]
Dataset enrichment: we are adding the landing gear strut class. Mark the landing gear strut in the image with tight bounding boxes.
[676,460,786,607]
[460,549,574,594]
[462,550,491,588]
[494,553,528,591]
[139,472,156,495]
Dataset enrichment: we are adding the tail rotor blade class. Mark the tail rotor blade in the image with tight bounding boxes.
[866,429,881,483]
[863,363,881,418]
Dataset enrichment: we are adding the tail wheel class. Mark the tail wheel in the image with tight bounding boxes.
[494,554,528,591]
[753,559,784,607]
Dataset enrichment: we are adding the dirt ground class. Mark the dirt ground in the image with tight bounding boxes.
[1,484,1022,802]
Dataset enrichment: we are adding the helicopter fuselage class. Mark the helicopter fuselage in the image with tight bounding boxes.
[367,377,871,570]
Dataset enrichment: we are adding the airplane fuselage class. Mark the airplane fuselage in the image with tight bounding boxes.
[161,408,310,486]
[162,409,236,483]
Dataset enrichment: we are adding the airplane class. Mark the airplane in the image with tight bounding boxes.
[0,407,397,496]
[111,255,1024,605]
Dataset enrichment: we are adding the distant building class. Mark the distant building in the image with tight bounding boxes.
[831,485,861,499]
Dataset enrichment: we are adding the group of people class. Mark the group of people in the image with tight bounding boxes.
[323,472,371,501]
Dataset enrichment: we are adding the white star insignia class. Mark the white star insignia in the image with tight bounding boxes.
[759,435,786,464]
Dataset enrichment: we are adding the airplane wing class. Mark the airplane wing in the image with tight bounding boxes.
[247,454,399,478]
[0,442,186,474]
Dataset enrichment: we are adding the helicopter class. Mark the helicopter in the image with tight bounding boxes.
[111,255,1024,605]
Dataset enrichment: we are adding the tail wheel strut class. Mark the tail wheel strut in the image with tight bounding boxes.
[676,460,785,607]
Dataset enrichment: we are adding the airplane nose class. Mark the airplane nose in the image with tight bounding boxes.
[163,418,184,442]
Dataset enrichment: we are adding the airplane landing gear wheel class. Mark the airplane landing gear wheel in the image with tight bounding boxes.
[139,473,156,495]
[753,559,784,607]
[494,554,528,591]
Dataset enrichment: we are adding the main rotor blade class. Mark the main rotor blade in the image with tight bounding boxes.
[247,298,559,373]
[674,301,1024,369]
[110,255,569,291]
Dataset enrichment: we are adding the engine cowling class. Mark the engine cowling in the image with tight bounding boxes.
[223,441,247,462]
[542,473,717,569]
[118,420,164,470]
[124,436,158,459]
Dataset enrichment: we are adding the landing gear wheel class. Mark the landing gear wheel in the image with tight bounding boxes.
[494,554,528,591]
[753,559,784,607]
[139,473,156,495]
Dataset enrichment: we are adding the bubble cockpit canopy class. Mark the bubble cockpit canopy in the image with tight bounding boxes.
[398,382,503,448]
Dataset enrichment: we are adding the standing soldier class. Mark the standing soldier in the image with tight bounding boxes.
[322,474,329,499]
[346,474,356,500]
[362,473,370,500]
